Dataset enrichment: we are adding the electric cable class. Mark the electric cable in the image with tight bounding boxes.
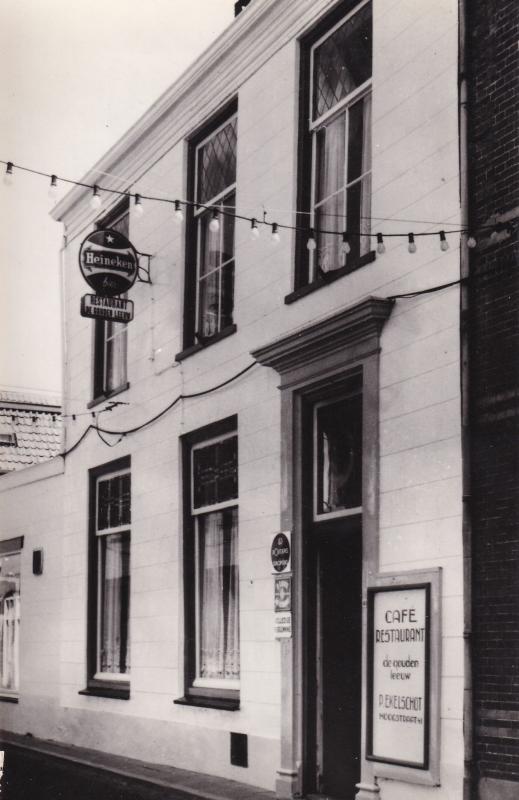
[60,360,256,457]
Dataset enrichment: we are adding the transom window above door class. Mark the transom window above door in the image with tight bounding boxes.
[314,389,363,520]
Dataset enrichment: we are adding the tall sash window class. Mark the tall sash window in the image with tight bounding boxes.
[295,0,373,288]
[194,115,237,340]
[84,457,131,698]
[191,433,239,688]
[180,418,240,707]
[95,470,131,679]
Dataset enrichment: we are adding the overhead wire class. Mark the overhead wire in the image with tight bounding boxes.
[2,157,500,244]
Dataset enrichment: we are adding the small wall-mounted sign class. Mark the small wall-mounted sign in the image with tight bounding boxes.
[271,531,291,574]
[81,294,134,323]
[79,228,139,297]
[274,575,292,612]
[274,611,292,639]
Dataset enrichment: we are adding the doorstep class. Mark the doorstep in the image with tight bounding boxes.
[0,729,276,800]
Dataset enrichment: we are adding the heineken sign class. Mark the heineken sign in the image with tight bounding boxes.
[79,228,139,297]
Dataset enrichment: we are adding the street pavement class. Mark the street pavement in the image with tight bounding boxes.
[1,746,205,800]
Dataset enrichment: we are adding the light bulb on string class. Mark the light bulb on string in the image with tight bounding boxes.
[307,228,317,251]
[408,233,417,254]
[3,162,14,186]
[439,230,449,251]
[340,231,350,264]
[133,193,144,216]
[48,174,58,198]
[90,185,102,210]
[209,209,220,233]
[250,218,260,240]
[271,223,281,244]
[467,235,477,249]
[174,200,184,223]
[376,232,386,255]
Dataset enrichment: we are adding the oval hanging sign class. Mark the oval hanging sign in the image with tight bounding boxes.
[79,228,139,297]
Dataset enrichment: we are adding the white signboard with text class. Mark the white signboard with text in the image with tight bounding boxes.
[368,585,429,768]
[367,570,442,786]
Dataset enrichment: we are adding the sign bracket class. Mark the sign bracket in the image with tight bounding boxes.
[137,252,153,285]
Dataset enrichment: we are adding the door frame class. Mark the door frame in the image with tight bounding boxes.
[251,297,393,799]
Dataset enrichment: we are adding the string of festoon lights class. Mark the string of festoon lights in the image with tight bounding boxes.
[4,157,511,252]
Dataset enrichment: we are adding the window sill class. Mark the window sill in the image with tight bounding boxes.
[285,251,376,305]
[175,325,237,363]
[174,694,240,711]
[79,683,130,700]
[87,382,130,409]
[0,693,19,704]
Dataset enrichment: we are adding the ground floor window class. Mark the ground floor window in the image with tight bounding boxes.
[0,538,23,696]
[84,457,131,699]
[196,506,239,682]
[179,416,240,708]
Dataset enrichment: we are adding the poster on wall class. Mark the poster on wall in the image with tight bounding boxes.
[367,583,431,769]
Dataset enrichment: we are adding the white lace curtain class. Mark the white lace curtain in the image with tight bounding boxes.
[199,508,239,681]
[100,532,130,674]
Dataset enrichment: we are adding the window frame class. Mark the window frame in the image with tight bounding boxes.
[90,199,131,406]
[178,100,238,360]
[81,456,131,700]
[290,0,374,299]
[0,536,23,703]
[176,415,240,710]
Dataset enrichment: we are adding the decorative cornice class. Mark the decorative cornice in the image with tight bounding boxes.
[251,297,394,376]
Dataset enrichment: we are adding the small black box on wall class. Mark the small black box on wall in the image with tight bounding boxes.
[230,732,248,767]
[32,548,44,575]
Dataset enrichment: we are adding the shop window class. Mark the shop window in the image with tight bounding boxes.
[177,416,239,709]
[292,0,373,295]
[178,103,238,357]
[91,202,130,403]
[82,457,131,699]
[0,537,23,700]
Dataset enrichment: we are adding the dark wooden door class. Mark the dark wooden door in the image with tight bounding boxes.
[307,525,362,799]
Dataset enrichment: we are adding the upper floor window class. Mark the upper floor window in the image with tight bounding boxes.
[92,201,130,402]
[295,0,372,290]
[180,103,238,355]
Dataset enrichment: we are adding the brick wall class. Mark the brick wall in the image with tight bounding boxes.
[468,0,519,793]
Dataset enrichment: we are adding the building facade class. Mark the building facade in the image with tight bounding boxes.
[0,1,477,797]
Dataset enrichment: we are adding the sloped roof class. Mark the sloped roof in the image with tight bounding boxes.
[0,390,62,474]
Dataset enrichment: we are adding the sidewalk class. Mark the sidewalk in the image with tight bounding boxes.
[0,729,276,800]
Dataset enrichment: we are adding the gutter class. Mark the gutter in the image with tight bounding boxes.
[458,1,474,798]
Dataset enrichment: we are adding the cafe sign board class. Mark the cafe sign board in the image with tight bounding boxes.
[366,570,441,784]
[79,228,139,297]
